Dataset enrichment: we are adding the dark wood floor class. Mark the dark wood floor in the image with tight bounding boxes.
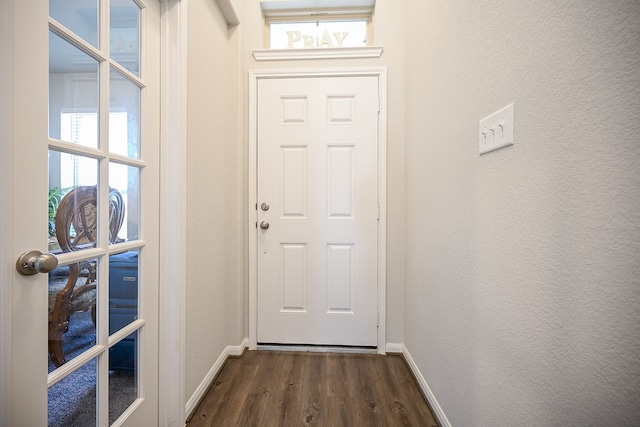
[187,350,439,427]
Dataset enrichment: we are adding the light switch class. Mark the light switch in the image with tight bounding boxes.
[479,103,514,155]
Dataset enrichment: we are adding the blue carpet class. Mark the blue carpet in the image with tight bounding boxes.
[48,310,136,426]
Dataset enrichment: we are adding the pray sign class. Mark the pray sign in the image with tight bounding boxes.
[286,30,349,49]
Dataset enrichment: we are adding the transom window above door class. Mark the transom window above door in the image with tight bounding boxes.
[261,0,375,49]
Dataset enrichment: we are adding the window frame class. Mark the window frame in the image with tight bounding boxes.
[263,9,374,49]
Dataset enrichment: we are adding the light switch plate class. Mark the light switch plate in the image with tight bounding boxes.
[479,103,514,155]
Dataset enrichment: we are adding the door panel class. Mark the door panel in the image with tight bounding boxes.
[257,76,379,347]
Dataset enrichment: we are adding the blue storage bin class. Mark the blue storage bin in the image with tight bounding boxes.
[109,250,138,372]
[109,250,138,305]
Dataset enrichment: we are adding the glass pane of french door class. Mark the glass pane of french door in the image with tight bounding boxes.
[49,0,99,48]
[46,0,156,425]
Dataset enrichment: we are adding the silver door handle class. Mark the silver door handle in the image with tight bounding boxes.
[16,250,59,276]
[259,221,270,230]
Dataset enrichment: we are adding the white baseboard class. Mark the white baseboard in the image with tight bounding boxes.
[228,338,248,357]
[401,344,452,427]
[385,342,403,353]
[185,338,249,418]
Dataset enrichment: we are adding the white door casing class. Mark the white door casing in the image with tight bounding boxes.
[248,68,387,353]
[0,0,161,425]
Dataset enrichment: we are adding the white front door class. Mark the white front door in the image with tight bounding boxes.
[0,0,160,425]
[256,75,381,347]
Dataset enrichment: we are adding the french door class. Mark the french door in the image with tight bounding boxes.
[1,0,160,425]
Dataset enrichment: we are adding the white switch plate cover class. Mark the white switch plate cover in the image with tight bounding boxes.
[479,103,514,155]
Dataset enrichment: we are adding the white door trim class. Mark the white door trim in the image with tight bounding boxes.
[159,0,188,425]
[248,67,388,355]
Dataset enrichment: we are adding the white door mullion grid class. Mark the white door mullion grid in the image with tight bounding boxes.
[96,1,111,424]
[48,18,108,65]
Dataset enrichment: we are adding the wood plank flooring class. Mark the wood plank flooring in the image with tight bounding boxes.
[187,350,439,427]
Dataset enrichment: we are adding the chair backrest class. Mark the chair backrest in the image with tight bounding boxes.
[55,186,125,252]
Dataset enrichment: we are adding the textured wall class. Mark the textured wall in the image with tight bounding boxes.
[404,1,640,425]
[185,0,244,400]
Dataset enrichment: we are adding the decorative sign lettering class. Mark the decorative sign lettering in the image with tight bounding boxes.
[270,20,367,50]
[286,30,349,49]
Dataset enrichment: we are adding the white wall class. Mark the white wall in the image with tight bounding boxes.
[239,0,407,345]
[404,1,640,425]
[184,0,245,400]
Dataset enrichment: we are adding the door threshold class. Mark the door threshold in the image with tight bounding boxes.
[257,344,378,354]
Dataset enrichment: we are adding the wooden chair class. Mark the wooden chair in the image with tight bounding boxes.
[48,186,125,367]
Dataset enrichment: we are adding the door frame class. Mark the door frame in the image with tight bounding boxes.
[158,0,188,425]
[248,67,388,354]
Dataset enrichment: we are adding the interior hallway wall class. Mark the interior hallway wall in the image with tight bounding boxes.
[404,1,640,425]
[239,0,407,345]
[185,0,245,400]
